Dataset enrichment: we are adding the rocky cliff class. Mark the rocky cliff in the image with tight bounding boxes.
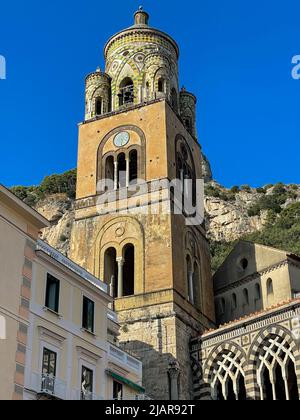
[33,181,300,257]
[11,169,300,272]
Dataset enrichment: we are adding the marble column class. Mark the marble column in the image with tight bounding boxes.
[114,161,118,191]
[117,258,124,298]
[168,362,181,401]
[126,157,130,188]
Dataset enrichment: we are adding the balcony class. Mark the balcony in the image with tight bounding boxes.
[29,373,105,400]
[108,344,142,374]
[114,395,152,401]
[76,390,104,401]
[107,308,118,323]
[30,373,67,400]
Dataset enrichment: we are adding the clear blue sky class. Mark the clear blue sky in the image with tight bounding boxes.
[0,0,299,188]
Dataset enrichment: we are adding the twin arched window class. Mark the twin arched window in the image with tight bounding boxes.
[176,140,196,211]
[104,244,135,298]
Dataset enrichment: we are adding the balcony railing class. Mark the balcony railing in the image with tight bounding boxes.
[109,344,142,374]
[30,373,67,400]
[107,309,118,323]
[78,390,104,401]
[30,373,105,400]
[114,395,152,401]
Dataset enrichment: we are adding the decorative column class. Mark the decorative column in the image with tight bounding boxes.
[116,258,124,298]
[114,160,118,190]
[109,275,115,298]
[126,157,130,188]
[168,362,181,401]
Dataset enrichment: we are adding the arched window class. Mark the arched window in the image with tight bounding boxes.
[255,284,261,300]
[210,350,246,400]
[186,255,193,304]
[118,78,134,106]
[129,149,138,184]
[117,153,126,188]
[193,262,201,309]
[232,293,237,311]
[267,278,274,296]
[257,334,299,400]
[220,298,226,314]
[123,244,135,297]
[157,78,165,93]
[95,97,103,116]
[105,156,114,188]
[104,248,118,297]
[243,288,249,306]
[176,139,196,211]
[267,278,274,306]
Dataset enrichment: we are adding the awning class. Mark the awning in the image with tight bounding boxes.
[106,370,145,394]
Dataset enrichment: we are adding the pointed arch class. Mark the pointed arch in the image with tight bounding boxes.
[248,326,300,400]
[203,342,247,400]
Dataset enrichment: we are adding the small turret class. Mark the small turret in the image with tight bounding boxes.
[85,68,111,120]
[180,87,197,137]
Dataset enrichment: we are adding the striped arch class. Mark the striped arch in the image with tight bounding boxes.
[202,342,247,400]
[247,325,300,400]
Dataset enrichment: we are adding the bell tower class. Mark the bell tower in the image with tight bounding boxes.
[70,8,215,400]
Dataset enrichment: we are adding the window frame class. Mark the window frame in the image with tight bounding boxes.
[81,365,94,399]
[45,273,60,314]
[82,296,95,334]
[42,347,57,377]
[113,380,124,401]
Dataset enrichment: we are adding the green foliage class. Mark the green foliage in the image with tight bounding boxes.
[230,186,240,194]
[241,185,251,193]
[210,241,236,273]
[245,202,300,255]
[11,169,77,207]
[256,187,266,194]
[247,182,297,217]
[204,185,236,202]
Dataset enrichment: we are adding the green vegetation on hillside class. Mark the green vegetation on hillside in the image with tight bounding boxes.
[211,202,300,272]
[11,169,77,206]
[247,183,297,217]
[10,172,300,274]
[205,184,236,202]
